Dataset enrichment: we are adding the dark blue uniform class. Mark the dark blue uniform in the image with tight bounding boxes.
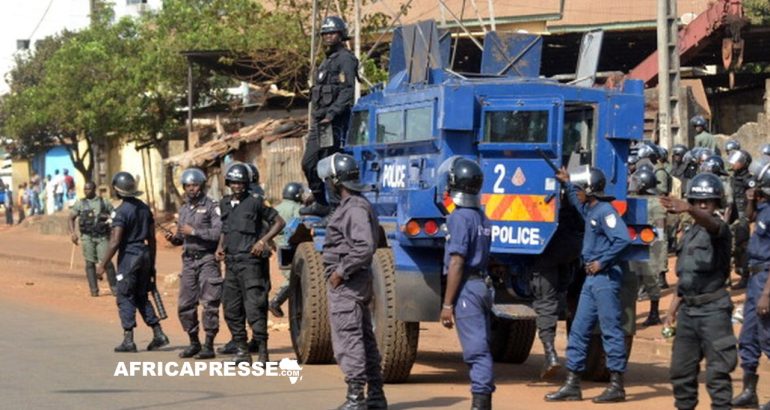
[444,207,494,394]
[739,201,770,373]
[564,183,631,374]
[112,197,161,330]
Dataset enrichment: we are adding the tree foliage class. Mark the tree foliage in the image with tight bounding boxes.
[745,0,770,25]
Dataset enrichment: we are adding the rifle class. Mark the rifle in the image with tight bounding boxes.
[150,268,168,320]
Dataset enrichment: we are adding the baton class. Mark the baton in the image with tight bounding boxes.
[69,243,76,272]
[150,269,168,320]
[536,148,561,173]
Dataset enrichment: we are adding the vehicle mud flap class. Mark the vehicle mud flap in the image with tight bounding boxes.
[370,248,419,383]
[490,304,537,363]
[583,264,637,382]
[289,242,334,364]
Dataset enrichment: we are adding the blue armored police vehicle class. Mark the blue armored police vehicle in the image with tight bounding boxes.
[281,21,652,383]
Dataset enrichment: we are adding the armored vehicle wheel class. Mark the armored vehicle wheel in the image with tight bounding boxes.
[583,334,634,382]
[490,316,537,363]
[289,242,334,364]
[370,248,419,383]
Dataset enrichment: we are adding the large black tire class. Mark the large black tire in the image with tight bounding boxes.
[583,334,634,382]
[289,242,334,364]
[370,248,419,383]
[490,316,537,364]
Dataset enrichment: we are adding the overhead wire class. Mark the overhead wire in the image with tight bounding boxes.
[28,0,56,41]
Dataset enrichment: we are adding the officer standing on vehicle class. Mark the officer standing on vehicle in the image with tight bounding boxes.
[69,181,117,297]
[164,168,222,360]
[439,157,495,410]
[300,16,358,217]
[546,166,631,403]
[728,149,753,290]
[692,115,719,154]
[732,159,770,410]
[268,182,305,318]
[319,153,386,410]
[97,172,170,353]
[661,173,736,410]
[628,169,666,326]
[215,162,284,365]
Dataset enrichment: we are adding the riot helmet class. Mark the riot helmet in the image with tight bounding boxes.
[629,168,658,195]
[224,162,250,186]
[690,115,708,128]
[761,144,770,157]
[699,155,728,176]
[112,172,143,198]
[685,173,723,202]
[627,155,639,166]
[441,157,484,208]
[320,16,349,40]
[658,146,669,161]
[317,153,370,192]
[724,139,740,154]
[727,149,752,171]
[246,163,260,184]
[636,142,659,162]
[282,182,304,202]
[570,166,612,200]
[636,162,655,174]
[752,158,770,196]
[671,144,688,158]
[180,167,206,186]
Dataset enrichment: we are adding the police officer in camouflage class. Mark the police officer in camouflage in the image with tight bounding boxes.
[661,173,736,410]
[319,153,386,410]
[728,149,753,290]
[268,182,304,318]
[164,168,222,360]
[439,157,494,410]
[97,172,170,353]
[629,168,666,326]
[69,181,117,297]
[692,115,719,154]
[547,166,631,403]
[301,16,359,216]
[732,159,770,410]
[215,163,285,365]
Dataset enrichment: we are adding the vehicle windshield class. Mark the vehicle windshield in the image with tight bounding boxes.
[483,110,549,143]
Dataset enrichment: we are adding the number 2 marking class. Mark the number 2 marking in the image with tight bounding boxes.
[493,164,505,193]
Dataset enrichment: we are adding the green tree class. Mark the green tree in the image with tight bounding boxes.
[745,0,770,25]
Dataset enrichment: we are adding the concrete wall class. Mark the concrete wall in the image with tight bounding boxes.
[714,80,770,158]
[107,139,167,211]
[710,88,765,136]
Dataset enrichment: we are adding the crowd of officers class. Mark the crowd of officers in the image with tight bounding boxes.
[61,14,770,410]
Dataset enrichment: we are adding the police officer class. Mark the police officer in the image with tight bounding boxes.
[97,172,169,353]
[546,166,631,403]
[164,168,222,359]
[215,162,284,364]
[762,144,770,160]
[725,139,741,157]
[728,149,753,290]
[691,115,719,154]
[69,181,116,297]
[628,169,666,326]
[438,157,494,410]
[300,16,359,216]
[661,173,736,410]
[319,153,386,410]
[732,159,770,409]
[268,182,304,318]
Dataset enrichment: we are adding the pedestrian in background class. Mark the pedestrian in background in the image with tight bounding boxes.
[268,182,304,318]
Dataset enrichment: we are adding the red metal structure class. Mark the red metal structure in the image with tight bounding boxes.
[628,0,745,86]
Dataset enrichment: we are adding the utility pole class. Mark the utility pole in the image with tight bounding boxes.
[354,0,361,101]
[656,0,681,151]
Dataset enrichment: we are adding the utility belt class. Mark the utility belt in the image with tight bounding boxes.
[680,288,729,307]
[748,263,770,275]
[225,252,260,262]
[183,250,215,260]
[462,269,490,286]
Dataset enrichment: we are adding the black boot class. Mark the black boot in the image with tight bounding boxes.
[248,337,259,353]
[147,324,170,351]
[232,341,252,365]
[217,339,237,355]
[256,339,269,364]
[471,393,492,410]
[733,275,749,290]
[732,373,759,408]
[114,330,138,352]
[761,400,770,410]
[366,381,388,409]
[85,263,99,297]
[545,371,582,401]
[337,381,366,410]
[269,286,291,318]
[299,202,331,217]
[540,341,562,379]
[196,334,216,360]
[658,271,670,289]
[641,300,662,327]
[178,333,201,358]
[593,372,626,403]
